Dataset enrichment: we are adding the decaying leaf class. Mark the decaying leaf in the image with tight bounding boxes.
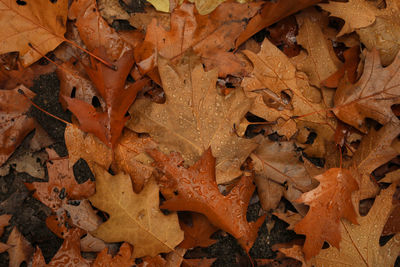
[25,148,95,211]
[98,0,129,23]
[92,242,134,267]
[134,2,261,77]
[6,227,33,267]
[0,0,68,66]
[89,164,184,258]
[333,49,400,131]
[148,148,265,252]
[294,168,359,260]
[128,52,260,184]
[0,215,11,253]
[308,185,400,267]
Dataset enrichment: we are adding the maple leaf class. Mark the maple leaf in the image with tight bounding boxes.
[294,168,359,260]
[92,243,134,267]
[89,164,184,258]
[128,52,260,184]
[320,0,400,66]
[179,212,218,249]
[32,228,90,267]
[0,0,68,66]
[148,148,266,252]
[308,185,400,267]
[242,38,336,157]
[6,227,33,267]
[0,85,36,165]
[333,49,400,132]
[64,48,148,147]
[25,148,95,211]
[134,2,261,77]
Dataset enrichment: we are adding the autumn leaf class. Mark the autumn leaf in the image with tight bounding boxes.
[98,0,130,23]
[128,52,260,184]
[147,0,170,12]
[32,228,90,267]
[64,48,148,147]
[134,2,261,77]
[179,212,218,249]
[0,214,11,253]
[25,148,95,211]
[242,38,336,157]
[308,185,400,267]
[92,242,134,267]
[0,0,68,66]
[148,148,265,252]
[6,227,33,267]
[333,49,400,132]
[0,85,36,165]
[294,168,359,260]
[89,164,184,257]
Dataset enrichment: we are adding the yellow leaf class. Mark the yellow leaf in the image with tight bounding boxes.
[147,0,169,12]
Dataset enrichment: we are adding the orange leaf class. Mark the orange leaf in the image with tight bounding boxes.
[25,148,95,210]
[63,49,148,147]
[134,2,261,77]
[148,148,265,252]
[294,168,359,260]
[179,212,218,249]
[92,243,135,267]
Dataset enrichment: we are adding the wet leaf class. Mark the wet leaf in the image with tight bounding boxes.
[92,243,135,267]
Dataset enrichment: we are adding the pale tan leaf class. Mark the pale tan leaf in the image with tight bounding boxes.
[7,227,33,267]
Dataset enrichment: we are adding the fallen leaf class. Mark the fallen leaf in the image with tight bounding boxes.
[179,212,218,249]
[89,164,184,257]
[242,38,336,158]
[98,0,129,23]
[292,8,342,87]
[294,168,359,260]
[7,227,33,267]
[273,211,302,231]
[277,245,306,267]
[138,255,167,266]
[62,199,102,232]
[128,52,260,184]
[235,0,321,48]
[383,204,400,236]
[80,233,107,252]
[25,148,95,211]
[0,0,68,66]
[129,7,171,31]
[308,185,400,267]
[147,0,170,12]
[0,85,36,166]
[188,0,251,15]
[113,128,156,193]
[64,48,148,147]
[32,228,90,267]
[134,2,261,77]
[333,49,400,131]
[182,258,216,267]
[92,242,135,267]
[350,117,400,200]
[148,148,265,252]
[0,214,11,253]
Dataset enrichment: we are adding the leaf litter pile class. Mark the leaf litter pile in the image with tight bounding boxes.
[0,0,400,266]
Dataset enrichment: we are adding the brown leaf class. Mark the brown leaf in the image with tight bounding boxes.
[25,148,95,211]
[182,258,216,267]
[128,52,260,184]
[383,204,400,236]
[148,148,265,252]
[6,227,33,267]
[32,228,90,267]
[0,0,68,66]
[92,243,135,267]
[308,185,400,267]
[294,168,359,260]
[235,0,321,48]
[61,199,102,232]
[98,0,129,23]
[0,214,11,236]
[138,255,167,267]
[129,6,171,31]
[89,164,184,257]
[333,49,400,131]
[80,233,107,252]
[134,2,261,77]
[179,212,218,249]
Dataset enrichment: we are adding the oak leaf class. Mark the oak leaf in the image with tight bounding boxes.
[32,228,90,267]
[64,49,148,147]
[308,185,400,267]
[89,164,184,257]
[0,214,11,253]
[134,2,261,77]
[98,0,129,23]
[92,243,134,267]
[0,86,36,165]
[128,52,260,184]
[6,227,33,267]
[25,148,95,211]
[242,39,336,157]
[0,0,68,66]
[333,49,400,132]
[179,212,218,249]
[147,0,170,12]
[294,168,359,260]
[148,148,265,252]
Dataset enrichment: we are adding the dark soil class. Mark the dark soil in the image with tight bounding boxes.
[0,73,299,266]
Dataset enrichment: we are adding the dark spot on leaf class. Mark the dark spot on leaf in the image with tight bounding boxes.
[70,87,76,98]
[91,96,101,108]
[49,0,57,3]
[16,0,27,5]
